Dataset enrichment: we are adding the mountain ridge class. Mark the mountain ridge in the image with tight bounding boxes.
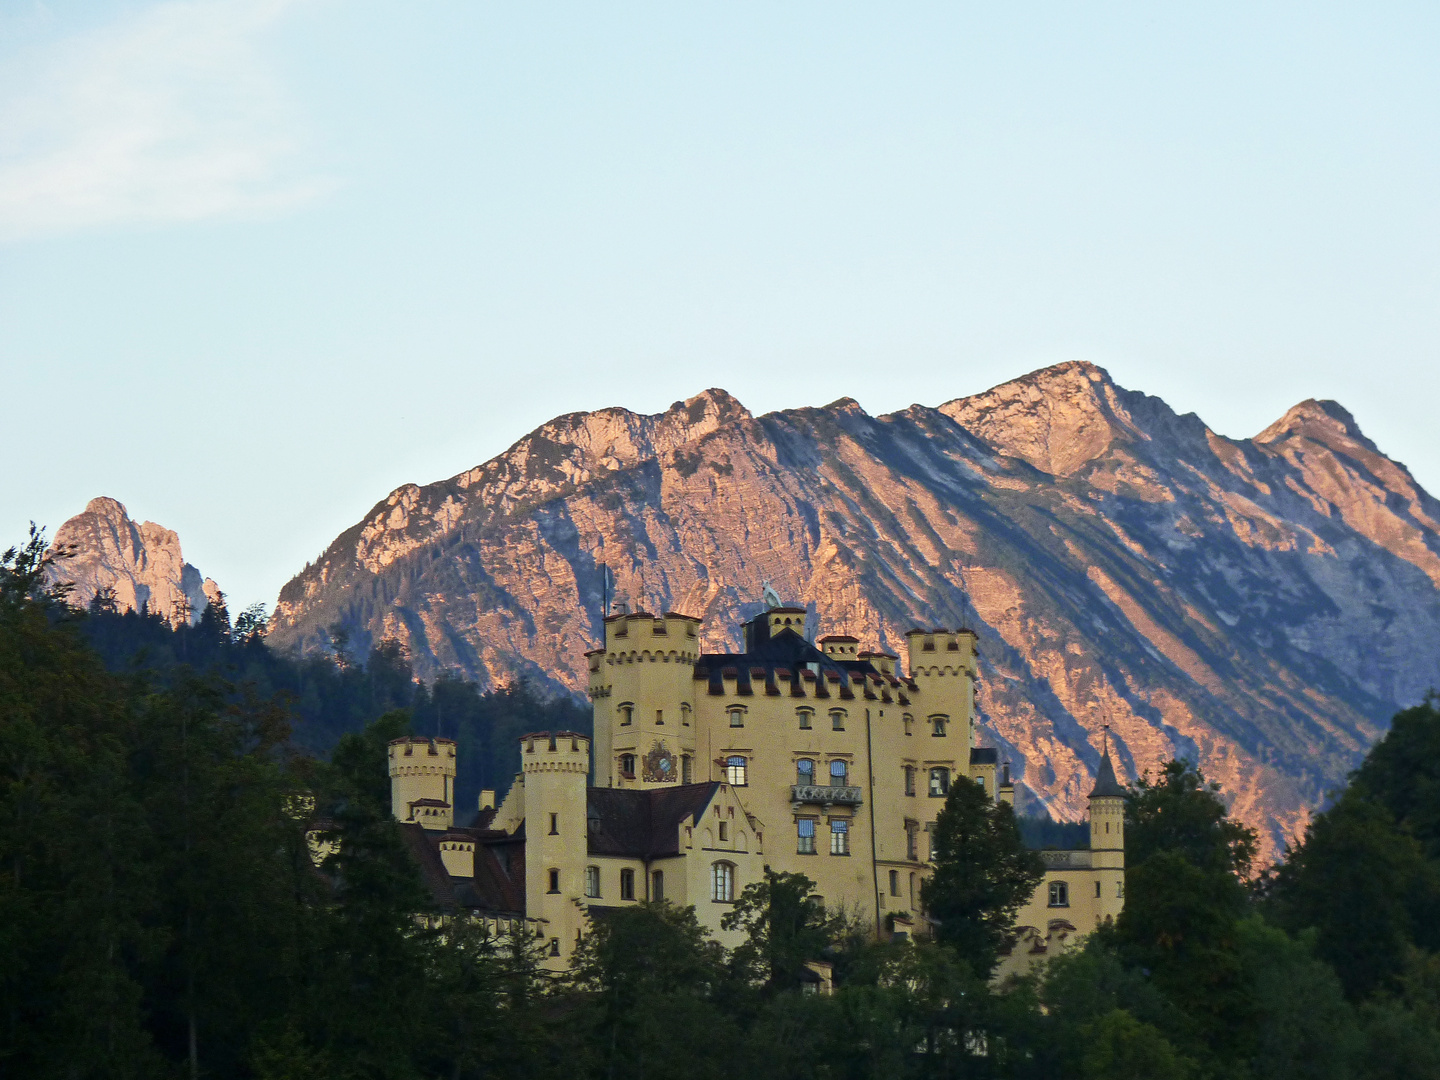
[257,364,1440,855]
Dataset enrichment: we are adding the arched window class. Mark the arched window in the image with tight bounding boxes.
[619,754,636,779]
[584,866,600,898]
[797,707,813,730]
[1049,882,1069,908]
[728,706,745,728]
[796,758,815,786]
[620,868,635,900]
[711,861,736,902]
[930,715,948,737]
[726,756,748,786]
[653,870,664,901]
[829,709,846,731]
[929,767,950,797]
[830,760,849,786]
[619,703,634,726]
[889,869,900,896]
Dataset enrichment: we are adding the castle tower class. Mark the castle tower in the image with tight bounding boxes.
[1087,738,1126,924]
[388,736,457,830]
[521,731,591,964]
[903,628,979,755]
[588,612,701,789]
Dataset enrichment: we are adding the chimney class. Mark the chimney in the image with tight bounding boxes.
[479,789,496,811]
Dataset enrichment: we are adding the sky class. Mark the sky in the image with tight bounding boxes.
[1,1,1438,613]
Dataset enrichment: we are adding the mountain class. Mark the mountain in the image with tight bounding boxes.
[267,363,1440,854]
[48,497,221,624]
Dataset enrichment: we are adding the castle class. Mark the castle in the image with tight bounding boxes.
[385,599,1125,973]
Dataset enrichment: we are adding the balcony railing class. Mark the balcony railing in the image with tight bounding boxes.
[792,784,864,806]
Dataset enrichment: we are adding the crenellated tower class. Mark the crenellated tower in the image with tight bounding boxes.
[904,628,979,756]
[388,736,457,830]
[588,611,702,789]
[520,731,591,963]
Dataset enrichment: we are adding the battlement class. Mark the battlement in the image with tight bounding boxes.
[388,736,457,776]
[858,649,897,675]
[521,731,591,774]
[903,628,977,675]
[603,611,700,646]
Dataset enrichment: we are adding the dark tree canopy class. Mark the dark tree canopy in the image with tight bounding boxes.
[920,775,1045,976]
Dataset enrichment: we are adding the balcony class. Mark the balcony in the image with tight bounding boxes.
[792,784,864,806]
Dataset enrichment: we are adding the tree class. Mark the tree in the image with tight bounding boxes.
[567,902,737,1080]
[722,868,843,994]
[920,775,1045,976]
[1113,759,1260,1065]
[1268,795,1437,1000]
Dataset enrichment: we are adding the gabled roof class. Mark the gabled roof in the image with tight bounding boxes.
[586,783,721,858]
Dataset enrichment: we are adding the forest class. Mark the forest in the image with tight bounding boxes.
[4,527,1440,1079]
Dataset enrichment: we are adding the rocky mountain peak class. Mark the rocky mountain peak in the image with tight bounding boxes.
[1255,398,1378,455]
[937,360,1137,476]
[48,498,220,623]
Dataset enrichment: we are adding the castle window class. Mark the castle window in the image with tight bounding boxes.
[682,754,693,784]
[931,715,948,737]
[889,869,900,896]
[681,703,691,726]
[619,703,634,726]
[549,813,558,835]
[830,819,850,855]
[830,709,846,731]
[653,871,664,901]
[620,868,635,900]
[711,861,736,902]
[906,821,918,861]
[797,818,816,854]
[926,822,938,862]
[796,758,815,786]
[929,767,951,797]
[829,760,849,786]
[797,708,813,730]
[728,707,745,728]
[585,866,600,898]
[904,765,916,796]
[726,756,748,786]
[1095,880,1102,898]
[619,754,636,779]
[1049,882,1069,908]
[903,714,913,736]
[719,822,729,842]
[656,709,664,725]
[547,869,560,894]
[549,938,560,957]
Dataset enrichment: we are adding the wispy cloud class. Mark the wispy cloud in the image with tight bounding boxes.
[0,0,328,241]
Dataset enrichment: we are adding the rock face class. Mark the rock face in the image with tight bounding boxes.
[268,363,1440,855]
[49,497,221,624]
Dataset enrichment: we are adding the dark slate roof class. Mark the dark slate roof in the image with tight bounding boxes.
[586,783,720,858]
[398,822,526,917]
[694,613,913,699]
[1088,747,1126,799]
[969,747,999,765]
